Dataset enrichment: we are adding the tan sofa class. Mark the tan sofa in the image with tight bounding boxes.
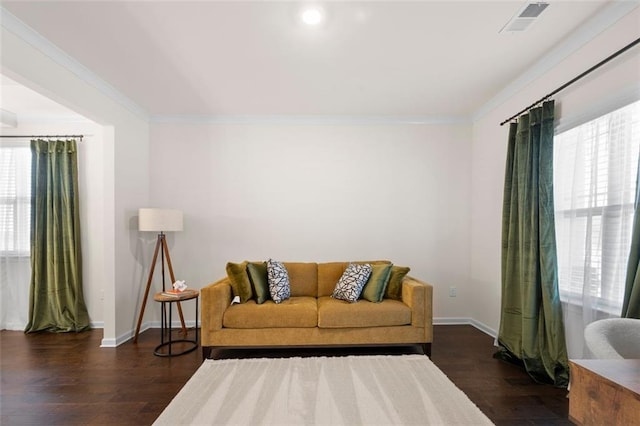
[201,261,433,359]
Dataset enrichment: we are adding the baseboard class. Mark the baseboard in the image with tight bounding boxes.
[433,317,497,339]
[100,338,117,348]
[101,320,200,347]
[434,317,472,325]
[146,320,199,328]
[100,322,150,347]
[469,318,497,339]
[101,328,139,348]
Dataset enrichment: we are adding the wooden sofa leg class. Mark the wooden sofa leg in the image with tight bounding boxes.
[202,346,213,360]
[421,343,432,357]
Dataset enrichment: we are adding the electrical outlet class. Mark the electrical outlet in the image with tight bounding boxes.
[449,287,457,297]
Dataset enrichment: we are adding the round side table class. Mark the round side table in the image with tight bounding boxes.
[153,289,199,357]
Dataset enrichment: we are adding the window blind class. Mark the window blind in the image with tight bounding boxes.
[554,100,640,313]
[0,146,31,254]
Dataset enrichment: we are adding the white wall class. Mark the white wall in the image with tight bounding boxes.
[470,8,640,335]
[1,24,150,345]
[148,122,472,322]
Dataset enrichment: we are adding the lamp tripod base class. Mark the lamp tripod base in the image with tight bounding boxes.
[133,233,187,343]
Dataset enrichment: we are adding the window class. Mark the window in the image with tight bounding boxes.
[0,145,31,255]
[554,100,640,314]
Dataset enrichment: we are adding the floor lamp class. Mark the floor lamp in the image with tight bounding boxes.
[133,208,187,343]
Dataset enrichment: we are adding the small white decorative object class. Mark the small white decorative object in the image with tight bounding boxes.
[172,280,187,292]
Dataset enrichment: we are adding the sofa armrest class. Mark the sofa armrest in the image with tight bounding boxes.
[201,277,232,332]
[402,277,433,331]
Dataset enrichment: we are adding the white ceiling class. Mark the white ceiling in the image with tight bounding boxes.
[0,1,635,121]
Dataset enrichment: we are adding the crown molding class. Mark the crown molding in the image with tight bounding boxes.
[472,0,640,123]
[15,112,93,125]
[0,108,17,127]
[1,6,149,121]
[151,114,471,126]
[4,2,635,128]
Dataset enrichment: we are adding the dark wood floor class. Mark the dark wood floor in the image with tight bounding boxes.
[1,325,571,425]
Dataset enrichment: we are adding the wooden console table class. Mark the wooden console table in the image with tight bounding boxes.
[569,359,640,425]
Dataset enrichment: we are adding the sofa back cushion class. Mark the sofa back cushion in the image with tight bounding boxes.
[283,262,318,297]
[317,261,392,297]
[317,262,349,297]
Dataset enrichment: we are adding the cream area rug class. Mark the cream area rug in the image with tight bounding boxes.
[154,354,493,426]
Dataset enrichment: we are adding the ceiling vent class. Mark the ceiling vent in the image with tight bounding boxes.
[500,2,549,33]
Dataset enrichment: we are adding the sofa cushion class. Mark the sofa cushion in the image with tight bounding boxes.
[354,260,393,266]
[223,297,318,328]
[226,261,253,303]
[317,261,391,297]
[283,262,318,297]
[317,296,411,328]
[267,259,291,304]
[332,263,372,302]
[318,262,349,297]
[385,265,411,300]
[247,261,270,304]
[361,263,392,303]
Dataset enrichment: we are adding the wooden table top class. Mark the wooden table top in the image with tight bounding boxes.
[153,289,200,302]
[569,359,640,394]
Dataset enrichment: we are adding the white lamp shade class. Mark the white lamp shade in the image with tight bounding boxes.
[138,208,183,232]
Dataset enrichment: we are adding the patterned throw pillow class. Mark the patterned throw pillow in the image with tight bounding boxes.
[267,259,291,304]
[332,263,372,303]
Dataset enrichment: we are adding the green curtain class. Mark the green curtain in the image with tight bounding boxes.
[25,139,90,333]
[495,101,569,387]
[622,153,640,319]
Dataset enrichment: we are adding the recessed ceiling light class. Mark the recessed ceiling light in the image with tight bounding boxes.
[301,7,323,26]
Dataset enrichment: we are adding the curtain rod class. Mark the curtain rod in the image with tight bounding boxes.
[500,37,640,126]
[0,134,84,140]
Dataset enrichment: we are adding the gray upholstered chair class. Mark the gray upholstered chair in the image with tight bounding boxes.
[584,318,640,359]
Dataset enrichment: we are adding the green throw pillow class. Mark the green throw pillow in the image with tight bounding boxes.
[361,263,392,303]
[226,261,253,303]
[247,261,270,304]
[384,265,410,300]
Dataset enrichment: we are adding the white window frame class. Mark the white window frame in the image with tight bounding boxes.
[0,144,31,257]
